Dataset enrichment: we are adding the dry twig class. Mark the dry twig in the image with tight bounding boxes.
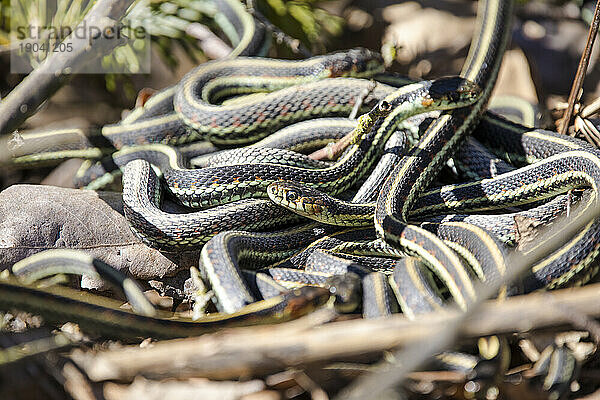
[70,282,600,383]
[559,0,600,135]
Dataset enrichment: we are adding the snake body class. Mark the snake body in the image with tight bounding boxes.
[0,275,330,340]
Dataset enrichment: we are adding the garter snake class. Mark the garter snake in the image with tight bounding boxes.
[201,225,395,312]
[0,274,330,340]
[200,223,340,312]
[267,124,600,284]
[172,48,385,145]
[268,144,600,227]
[77,118,351,189]
[361,271,398,318]
[122,158,299,249]
[1,248,371,339]
[389,257,444,319]
[213,0,270,58]
[253,0,515,311]
[11,249,157,316]
[3,49,385,168]
[265,121,600,307]
[258,96,585,315]
[5,10,484,331]
[164,77,481,209]
[267,180,508,309]
[371,0,514,309]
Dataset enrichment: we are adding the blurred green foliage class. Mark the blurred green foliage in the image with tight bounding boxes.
[0,0,344,97]
[0,0,10,46]
[255,0,343,53]
[0,0,344,62]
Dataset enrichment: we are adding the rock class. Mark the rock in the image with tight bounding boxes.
[0,184,198,280]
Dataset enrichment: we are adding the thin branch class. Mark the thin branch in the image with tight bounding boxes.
[245,0,312,57]
[309,81,377,161]
[185,22,232,59]
[559,0,600,135]
[551,294,600,344]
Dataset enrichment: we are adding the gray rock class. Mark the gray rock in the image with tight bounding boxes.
[0,184,198,280]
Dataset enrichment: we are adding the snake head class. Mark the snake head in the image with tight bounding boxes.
[350,99,393,144]
[360,99,393,123]
[325,272,362,313]
[267,181,329,219]
[325,48,385,78]
[425,77,482,109]
[284,286,331,318]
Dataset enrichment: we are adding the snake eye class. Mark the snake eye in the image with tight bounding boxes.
[379,100,391,111]
[286,191,299,203]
